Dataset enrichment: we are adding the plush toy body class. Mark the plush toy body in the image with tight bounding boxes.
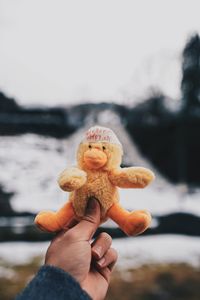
[35,126,155,236]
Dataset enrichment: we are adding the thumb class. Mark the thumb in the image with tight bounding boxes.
[69,198,101,241]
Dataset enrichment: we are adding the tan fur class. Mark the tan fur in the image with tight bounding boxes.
[68,169,120,221]
[59,167,87,192]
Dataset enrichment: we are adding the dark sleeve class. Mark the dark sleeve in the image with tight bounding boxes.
[16,265,91,300]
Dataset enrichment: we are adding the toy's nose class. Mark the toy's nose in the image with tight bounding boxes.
[84,148,107,169]
[85,148,102,158]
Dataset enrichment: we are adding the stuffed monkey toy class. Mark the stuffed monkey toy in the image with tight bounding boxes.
[35,126,155,236]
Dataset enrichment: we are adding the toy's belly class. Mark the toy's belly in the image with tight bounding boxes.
[70,177,119,219]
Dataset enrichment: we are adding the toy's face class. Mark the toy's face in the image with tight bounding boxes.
[83,143,107,169]
[77,142,123,171]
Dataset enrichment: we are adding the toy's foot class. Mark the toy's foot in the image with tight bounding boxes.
[35,202,75,233]
[107,203,151,236]
[122,210,151,236]
[34,211,62,232]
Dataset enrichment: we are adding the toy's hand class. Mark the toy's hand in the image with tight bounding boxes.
[109,167,155,188]
[58,167,87,192]
[45,198,118,300]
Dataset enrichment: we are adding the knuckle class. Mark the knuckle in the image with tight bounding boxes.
[82,215,96,225]
[65,230,77,240]
[99,232,112,243]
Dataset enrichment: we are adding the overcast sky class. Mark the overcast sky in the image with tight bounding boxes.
[0,0,200,107]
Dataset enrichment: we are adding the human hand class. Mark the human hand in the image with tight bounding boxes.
[45,198,118,300]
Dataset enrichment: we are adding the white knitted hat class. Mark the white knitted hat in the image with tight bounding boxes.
[83,126,121,145]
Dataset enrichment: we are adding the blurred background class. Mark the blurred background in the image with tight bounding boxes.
[0,0,200,299]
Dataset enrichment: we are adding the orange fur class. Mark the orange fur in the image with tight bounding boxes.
[35,202,75,232]
[107,203,152,235]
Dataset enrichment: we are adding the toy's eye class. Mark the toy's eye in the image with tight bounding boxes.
[89,145,92,149]
[102,146,106,151]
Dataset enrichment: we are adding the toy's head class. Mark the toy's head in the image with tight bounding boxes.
[77,126,123,171]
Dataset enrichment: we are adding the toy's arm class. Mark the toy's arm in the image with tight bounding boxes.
[109,167,155,188]
[58,167,87,192]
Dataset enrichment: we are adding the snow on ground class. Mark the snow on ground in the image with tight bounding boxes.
[113,235,200,269]
[0,134,75,213]
[120,184,200,217]
[0,235,200,269]
[0,241,49,265]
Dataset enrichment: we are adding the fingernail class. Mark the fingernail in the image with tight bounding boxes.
[97,257,105,267]
[86,198,98,214]
[93,246,102,258]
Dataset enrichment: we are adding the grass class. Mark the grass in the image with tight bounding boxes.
[107,264,200,300]
[0,258,200,300]
[0,257,41,300]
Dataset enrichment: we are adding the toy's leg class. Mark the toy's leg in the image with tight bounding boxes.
[107,203,151,236]
[34,202,75,232]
